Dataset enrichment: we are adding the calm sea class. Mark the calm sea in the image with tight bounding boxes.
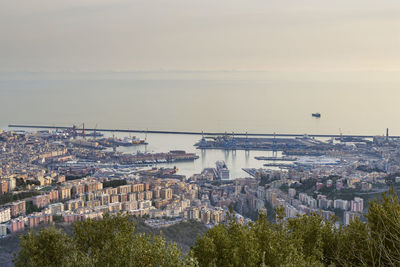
[1,71,399,178]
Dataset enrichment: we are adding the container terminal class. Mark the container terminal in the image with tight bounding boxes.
[195,135,330,151]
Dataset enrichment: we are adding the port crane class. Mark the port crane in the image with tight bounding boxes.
[71,123,85,137]
[92,124,98,140]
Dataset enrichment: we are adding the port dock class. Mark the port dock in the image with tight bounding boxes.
[8,124,400,139]
[263,163,294,168]
[254,156,297,161]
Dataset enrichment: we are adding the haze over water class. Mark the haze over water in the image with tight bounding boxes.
[1,71,400,136]
[1,71,399,178]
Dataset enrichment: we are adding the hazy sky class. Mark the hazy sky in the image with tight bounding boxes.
[1,0,400,71]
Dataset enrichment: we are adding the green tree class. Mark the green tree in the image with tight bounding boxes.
[15,213,196,267]
[365,188,400,266]
[191,209,310,267]
[73,213,135,266]
[14,226,89,267]
[334,218,370,266]
[192,189,400,267]
[332,188,400,266]
[14,190,400,267]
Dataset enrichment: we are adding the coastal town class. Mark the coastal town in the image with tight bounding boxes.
[0,128,399,237]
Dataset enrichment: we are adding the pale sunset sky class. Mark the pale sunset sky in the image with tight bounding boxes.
[1,0,400,71]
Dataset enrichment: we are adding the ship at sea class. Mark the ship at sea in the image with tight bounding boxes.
[312,113,321,118]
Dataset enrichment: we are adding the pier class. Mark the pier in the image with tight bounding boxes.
[263,163,294,168]
[254,156,297,161]
[7,124,400,139]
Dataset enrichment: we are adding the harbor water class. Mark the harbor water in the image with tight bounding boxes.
[113,133,281,178]
[1,71,400,178]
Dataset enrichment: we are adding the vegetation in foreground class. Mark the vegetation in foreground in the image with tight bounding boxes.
[0,191,39,206]
[14,190,400,267]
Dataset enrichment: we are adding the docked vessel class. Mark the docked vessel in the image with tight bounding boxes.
[99,136,148,147]
[215,161,230,180]
[84,132,104,137]
[113,136,147,146]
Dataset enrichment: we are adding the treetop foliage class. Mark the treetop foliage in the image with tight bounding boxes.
[192,189,400,267]
[102,179,127,188]
[14,189,400,267]
[14,214,197,267]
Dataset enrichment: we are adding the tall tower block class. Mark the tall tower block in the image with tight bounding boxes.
[386,128,389,141]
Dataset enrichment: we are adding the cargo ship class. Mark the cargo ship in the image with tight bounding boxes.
[215,161,230,180]
[113,136,147,146]
[312,113,321,118]
[98,136,148,147]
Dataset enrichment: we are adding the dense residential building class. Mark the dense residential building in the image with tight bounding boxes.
[334,199,349,210]
[1,128,399,235]
[0,224,7,236]
[58,186,72,200]
[33,195,50,208]
[9,200,26,217]
[8,217,25,233]
[48,203,64,214]
[350,197,364,213]
[28,212,53,228]
[0,208,11,223]
[0,180,9,194]
[161,188,173,200]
